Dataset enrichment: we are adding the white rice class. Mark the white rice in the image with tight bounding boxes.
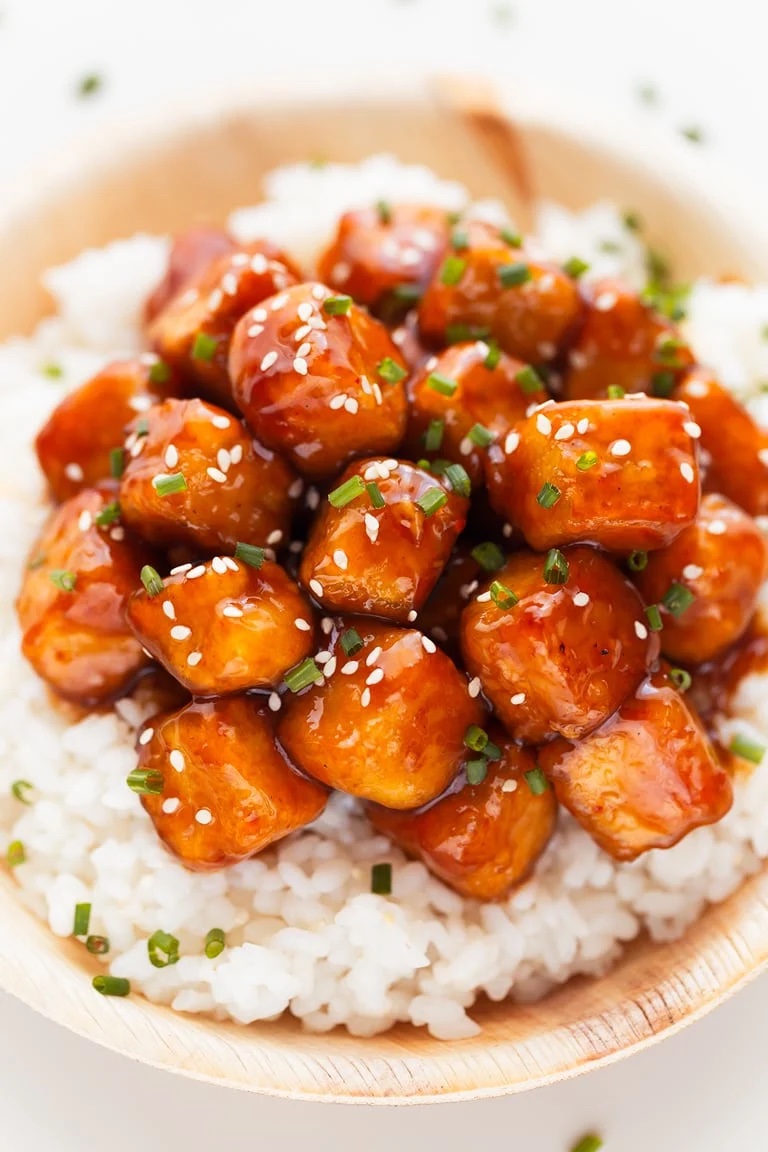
[2,156,767,1041]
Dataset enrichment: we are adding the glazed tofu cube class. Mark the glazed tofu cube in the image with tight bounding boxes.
[144,226,238,324]
[119,397,298,552]
[485,397,701,552]
[127,556,316,695]
[229,282,408,478]
[16,487,152,705]
[405,340,547,487]
[149,246,299,408]
[634,493,768,664]
[416,545,484,659]
[676,369,768,517]
[299,458,468,622]
[138,697,328,871]
[460,546,657,743]
[277,620,485,809]
[563,279,694,400]
[418,244,582,364]
[368,732,557,900]
[538,667,733,861]
[317,203,450,309]
[35,357,182,503]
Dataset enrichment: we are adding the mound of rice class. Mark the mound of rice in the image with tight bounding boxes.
[1,157,767,1041]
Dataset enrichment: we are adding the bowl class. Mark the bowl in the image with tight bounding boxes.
[1,74,768,1105]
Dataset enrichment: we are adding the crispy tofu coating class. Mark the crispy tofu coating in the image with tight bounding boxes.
[17,487,151,705]
[538,667,733,861]
[119,397,298,552]
[127,556,316,695]
[138,697,327,870]
[35,357,182,503]
[368,731,558,900]
[229,282,408,478]
[634,493,768,664]
[277,620,485,809]
[486,397,701,552]
[460,546,658,743]
[299,458,468,622]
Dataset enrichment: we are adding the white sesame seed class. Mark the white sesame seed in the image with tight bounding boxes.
[468,677,482,698]
[315,651,332,664]
[321,615,333,633]
[610,439,632,458]
[460,580,479,600]
[223,604,244,618]
[425,355,439,372]
[211,556,227,574]
[195,808,213,825]
[170,563,192,576]
[459,437,474,457]
[78,509,92,532]
[211,414,231,430]
[634,621,649,640]
[271,293,289,311]
[363,465,379,482]
[65,462,84,481]
[250,253,268,274]
[501,779,518,793]
[321,656,337,678]
[680,462,695,484]
[162,797,181,815]
[366,668,385,686]
[247,323,264,338]
[575,419,589,436]
[187,651,203,666]
[341,661,359,675]
[360,687,372,708]
[569,350,589,370]
[538,340,556,359]
[682,564,703,580]
[306,487,320,510]
[385,458,398,471]
[536,414,552,436]
[344,397,359,415]
[295,342,312,359]
[312,285,327,301]
[186,565,206,580]
[476,591,492,603]
[221,272,238,296]
[685,380,709,399]
[400,246,422,267]
[129,394,153,412]
[223,557,239,572]
[684,421,702,440]
[366,646,383,666]
[329,394,347,410]
[392,328,406,346]
[295,618,311,632]
[595,291,618,311]
[260,351,278,371]
[554,423,576,442]
[407,610,418,622]
[510,692,527,705]
[309,579,324,598]
[504,430,520,455]
[169,750,185,772]
[268,692,282,712]
[267,529,283,546]
[251,307,268,323]
[333,550,349,570]
[293,357,308,375]
[161,444,178,471]
[502,523,513,538]
[372,382,383,406]
[130,439,146,458]
[298,302,314,322]
[206,466,228,484]
[110,526,125,541]
[421,636,437,654]
[758,449,768,467]
[331,261,351,283]
[139,727,154,746]
[364,513,379,543]
[216,448,231,474]
[294,324,312,342]
[360,375,373,395]
[288,477,304,499]
[170,625,192,641]
[573,592,590,607]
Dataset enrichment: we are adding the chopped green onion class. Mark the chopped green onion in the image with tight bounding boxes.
[376,199,392,224]
[73,903,91,936]
[655,335,688,366]
[371,862,392,895]
[576,451,599,472]
[451,227,469,251]
[416,487,448,517]
[729,733,766,765]
[515,365,543,394]
[445,323,491,344]
[391,283,423,304]
[599,239,622,254]
[440,255,467,286]
[86,935,110,955]
[126,768,164,796]
[443,463,471,498]
[681,125,705,144]
[644,604,664,632]
[424,419,445,452]
[500,227,522,248]
[205,928,226,959]
[341,628,363,657]
[378,357,407,384]
[140,565,164,597]
[234,542,266,569]
[623,210,642,232]
[570,1135,603,1152]
[77,73,104,98]
[427,458,451,476]
[646,248,671,284]
[148,929,180,968]
[465,725,490,752]
[366,481,386,509]
[41,361,64,379]
[468,423,494,448]
[498,262,531,288]
[661,582,696,617]
[669,667,692,693]
[483,741,502,762]
[323,295,353,316]
[11,780,33,805]
[471,542,505,572]
[563,256,589,279]
[483,341,501,370]
[446,210,462,226]
[543,548,569,585]
[490,580,518,610]
[7,840,25,867]
[285,657,322,693]
[95,501,121,527]
[628,550,648,572]
[148,359,171,385]
[524,767,550,795]
[537,482,562,509]
[607,385,625,399]
[427,372,458,397]
[328,475,365,508]
[93,975,130,997]
[466,759,488,786]
[192,332,219,362]
[638,82,659,105]
[152,471,187,497]
[109,447,126,479]
[50,569,77,592]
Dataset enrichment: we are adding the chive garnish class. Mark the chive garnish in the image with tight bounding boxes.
[661,582,696,617]
[490,581,518,609]
[543,548,569,585]
[466,759,488,786]
[416,487,448,517]
[11,780,33,805]
[378,357,407,384]
[376,199,392,224]
[391,283,423,304]
[140,565,164,597]
[192,332,219,362]
[655,335,688,366]
[599,239,622,254]
[371,862,392,895]
[285,657,322,693]
[451,227,469,251]
[628,550,648,572]
[95,501,121,527]
[471,542,505,572]
[651,371,676,398]
[341,628,364,657]
[427,372,458,397]
[500,227,522,248]
[148,929,180,968]
[515,365,543,394]
[440,255,467,286]
[623,210,642,231]
[323,295,353,316]
[235,542,266,568]
[7,840,25,867]
[465,725,490,752]
[576,451,599,472]
[645,604,664,632]
[42,361,64,379]
[607,385,625,399]
[483,741,502,762]
[537,482,562,509]
[444,463,471,498]
[468,423,494,448]
[571,1135,603,1152]
[681,125,705,144]
[86,935,110,955]
[424,419,445,452]
[483,341,501,370]
[109,447,126,479]
[126,769,164,795]
[365,482,385,509]
[77,72,103,98]
[50,569,77,592]
[328,475,365,508]
[446,323,491,344]
[153,472,187,497]
[205,928,226,959]
[669,668,692,693]
[729,734,766,765]
[73,903,91,936]
[524,767,550,795]
[93,975,130,997]
[563,256,589,279]
[148,358,171,385]
[498,262,531,288]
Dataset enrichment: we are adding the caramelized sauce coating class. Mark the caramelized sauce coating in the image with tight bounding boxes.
[144,226,237,324]
[138,697,327,871]
[539,667,733,861]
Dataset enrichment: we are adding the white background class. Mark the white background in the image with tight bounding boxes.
[2,0,768,1146]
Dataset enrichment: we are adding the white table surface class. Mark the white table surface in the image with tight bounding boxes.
[3,0,768,1146]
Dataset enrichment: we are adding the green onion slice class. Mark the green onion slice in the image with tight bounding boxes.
[464,725,490,752]
[371,862,392,895]
[285,657,322,693]
[669,667,692,692]
[148,929,180,968]
[490,580,518,609]
[42,361,64,379]
[661,582,696,617]
[607,385,625,399]
[50,569,77,592]
[466,759,488,786]
[500,227,522,248]
[391,284,423,304]
[366,482,386,509]
[576,451,599,472]
[424,419,445,452]
[148,358,171,385]
[11,780,33,805]
[341,628,363,657]
[109,447,126,479]
[652,371,676,398]
[95,501,121,527]
[93,975,130,997]
[86,935,110,955]
[498,262,531,288]
[543,548,569,585]
[729,733,766,765]
[451,227,469,251]
[483,341,501,370]
[570,1135,603,1152]
[416,487,448,517]
[628,550,649,572]
[468,423,494,448]
[427,372,458,397]
[376,199,392,224]
[7,840,25,867]
[443,463,471,498]
[323,295,353,316]
[524,767,550,795]
[645,604,664,632]
[235,542,266,568]
[153,472,187,497]
[563,256,589,279]
[471,542,505,572]
[205,928,226,959]
[440,255,467,286]
[515,365,543,394]
[378,357,407,384]
[537,482,562,509]
[73,903,91,937]
[446,323,491,344]
[126,769,164,796]
[140,565,164,597]
[192,332,219,361]
[328,475,365,508]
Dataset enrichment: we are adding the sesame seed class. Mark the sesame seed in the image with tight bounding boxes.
[271,293,289,311]
[293,357,308,375]
[392,327,406,346]
[320,615,333,634]
[504,430,520,454]
[595,291,618,311]
[78,509,92,532]
[331,261,351,283]
[759,449,768,467]
[569,350,589,370]
[130,439,145,458]
[357,686,372,709]
[294,324,312,342]
[250,253,268,274]
[260,351,278,371]
[682,564,703,580]
[186,565,206,580]
[267,529,283,546]
[211,556,227,574]
[315,651,332,664]
[685,380,709,399]
[170,625,192,640]
[311,285,327,301]
[425,355,439,372]
[295,618,311,632]
[169,750,185,772]
[223,604,244,618]
[195,808,213,825]
[170,563,192,576]
[206,466,228,483]
[573,592,590,607]
[459,437,473,457]
[634,621,649,640]
[536,414,552,436]
[110,526,125,541]
[400,246,422,267]
[139,727,154,746]
[468,677,482,698]
[510,692,527,705]
[329,394,347,410]
[296,342,312,359]
[538,340,556,359]
[128,394,153,412]
[223,557,239,572]
[364,513,379,543]
[251,307,268,323]
[684,421,702,439]
[288,477,304,499]
[610,439,632,457]
[372,382,383,405]
[323,656,337,678]
[344,397,359,415]
[366,668,385,686]
[476,591,492,603]
[208,289,224,310]
[65,462,84,481]
[163,444,179,470]
[554,423,576,442]
[268,692,282,712]
[363,465,380,482]
[298,302,314,322]
[421,636,437,654]
[217,448,231,474]
[187,651,203,666]
[460,580,479,599]
[502,523,513,538]
[341,661,359,675]
[407,610,418,622]
[501,779,518,794]
[247,323,264,338]
[680,462,695,484]
[333,550,349,570]
[211,414,231,430]
[309,579,324,598]
[306,487,320,510]
[360,375,373,395]
[221,272,238,296]
[366,646,383,666]
[162,797,181,815]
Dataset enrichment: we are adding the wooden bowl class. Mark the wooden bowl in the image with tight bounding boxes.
[1,76,768,1104]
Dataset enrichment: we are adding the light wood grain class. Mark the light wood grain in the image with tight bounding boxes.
[1,77,767,1104]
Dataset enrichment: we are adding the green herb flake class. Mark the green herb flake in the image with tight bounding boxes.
[73,903,91,937]
[77,72,104,99]
[623,210,642,232]
[669,668,692,693]
[563,256,590,279]
[93,975,130,997]
[328,475,365,508]
[451,227,469,251]
[148,358,171,385]
[192,332,219,362]
[471,542,505,573]
[651,371,676,398]
[524,767,550,795]
[628,550,649,573]
[366,481,386,509]
[570,1135,603,1152]
[490,580,518,610]
[576,451,599,472]
[498,262,531,289]
[464,725,490,753]
[205,928,226,959]
[599,239,622,254]
[440,255,467,286]
[376,199,392,225]
[607,385,625,400]
[500,227,522,248]
[681,125,705,144]
[371,862,392,895]
[94,501,121,528]
[148,929,180,969]
[645,604,664,633]
[11,780,33,805]
[41,361,64,379]
[637,82,659,105]
[323,295,353,316]
[483,340,502,370]
[27,555,47,571]
[416,487,448,517]
[730,733,766,765]
[50,569,77,593]
[285,657,322,693]
[234,542,266,569]
[377,357,407,384]
[391,283,423,304]
[543,548,569,586]
[445,323,491,344]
